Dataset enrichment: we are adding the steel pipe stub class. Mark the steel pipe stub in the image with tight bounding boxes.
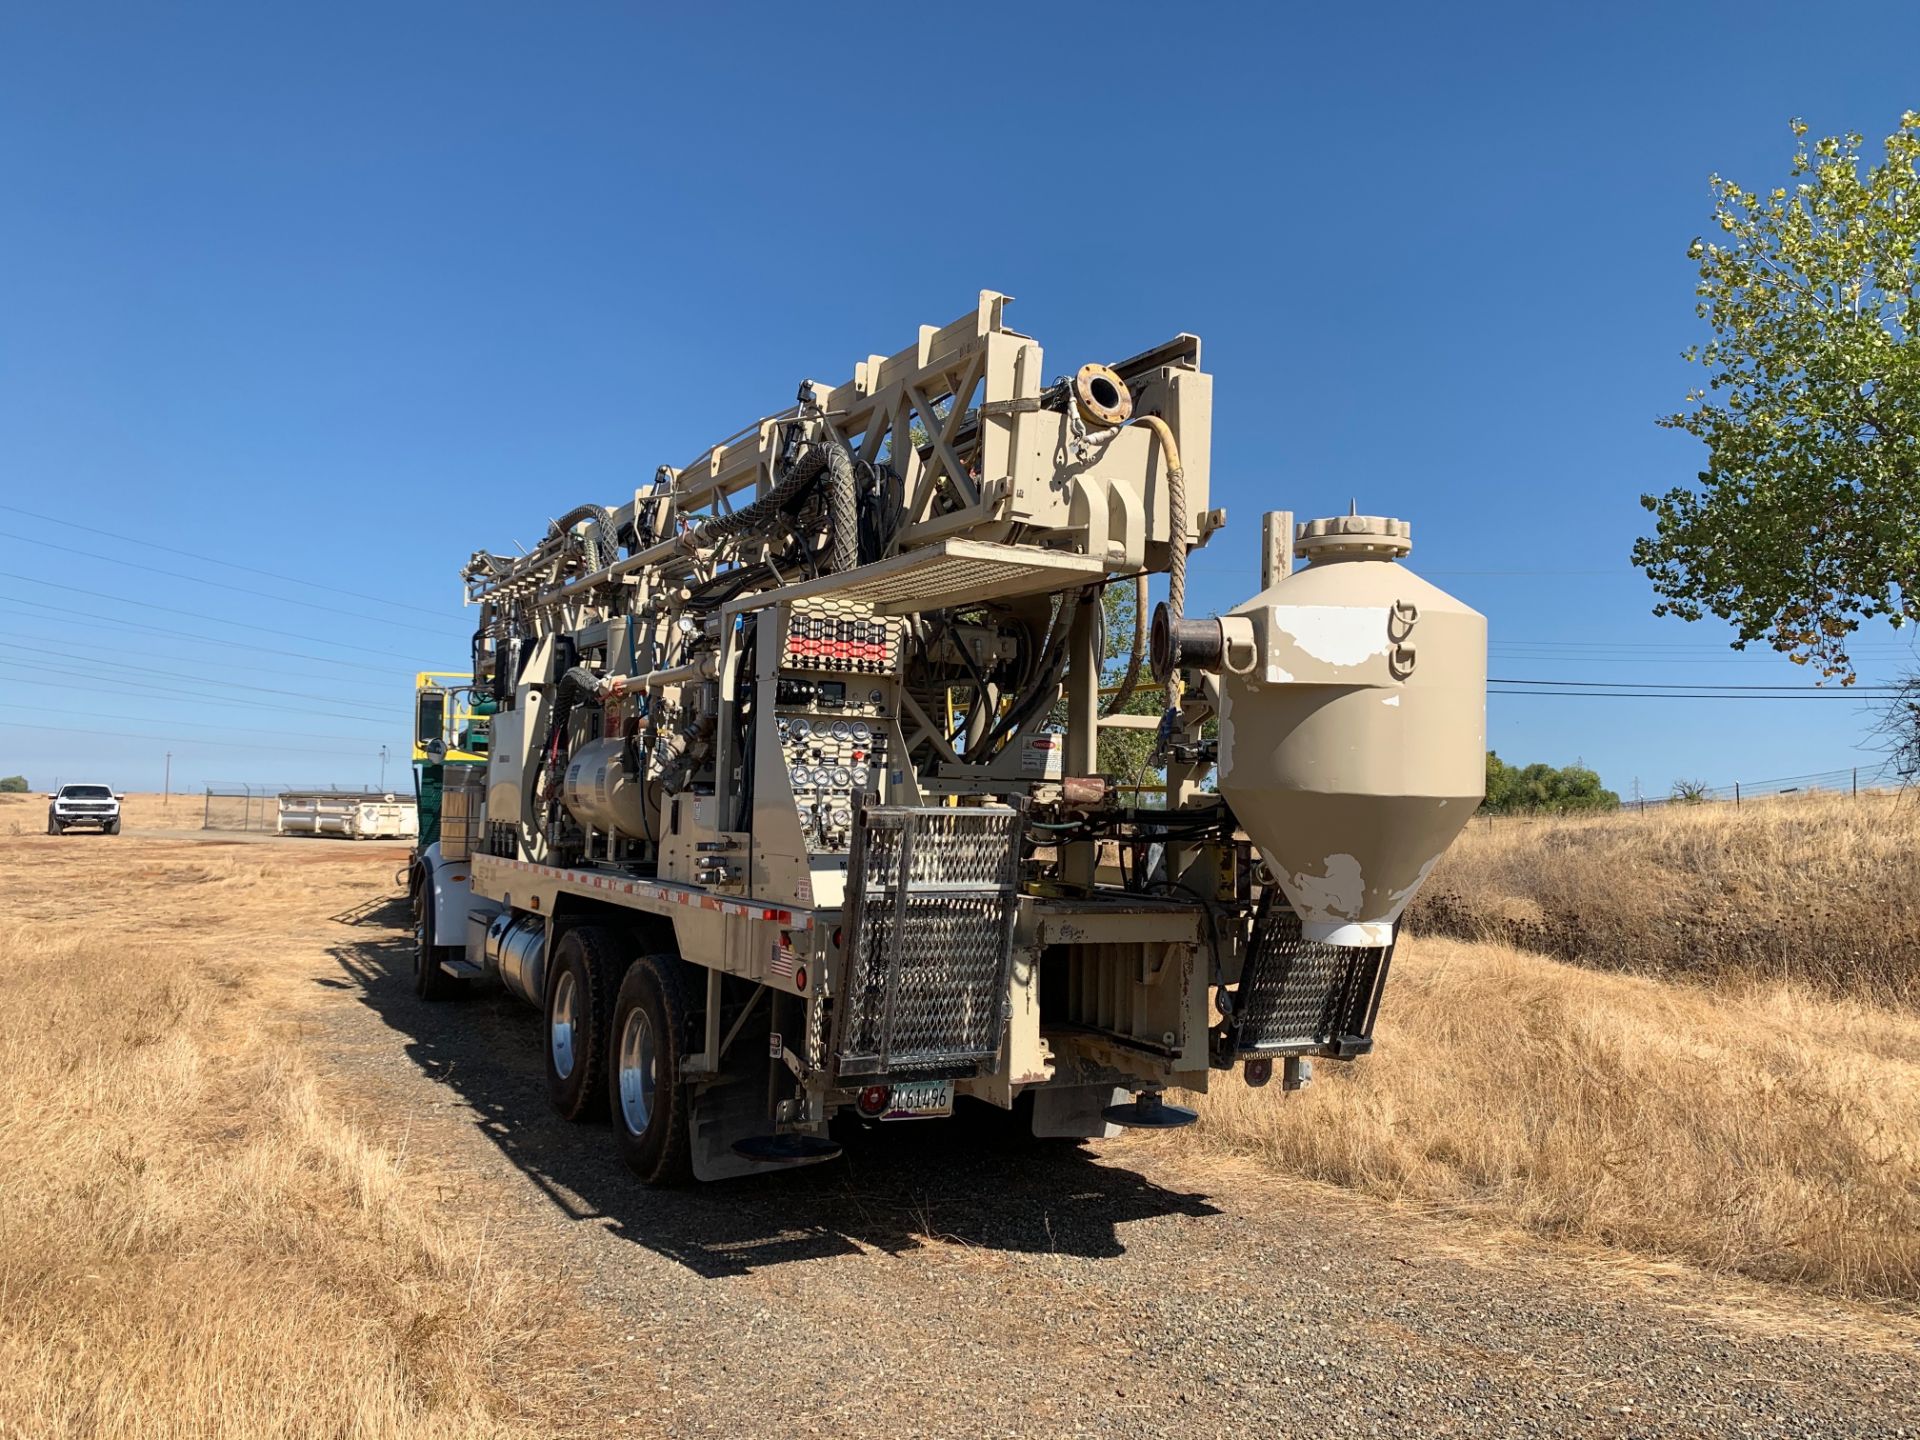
[1151,606,1255,679]
[1073,363,1133,428]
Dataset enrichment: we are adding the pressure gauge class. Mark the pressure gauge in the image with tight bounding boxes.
[831,807,852,828]
[850,765,870,788]
[868,688,883,705]
[851,721,873,743]
[830,766,852,788]
[787,718,811,740]
[829,719,852,741]
[789,765,812,788]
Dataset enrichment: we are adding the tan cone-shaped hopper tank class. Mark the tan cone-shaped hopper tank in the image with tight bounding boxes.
[1215,513,1485,946]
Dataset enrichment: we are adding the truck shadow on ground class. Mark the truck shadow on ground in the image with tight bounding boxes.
[324,905,1223,1280]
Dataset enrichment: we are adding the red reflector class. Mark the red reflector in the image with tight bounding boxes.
[794,965,808,992]
[831,926,843,949]
[856,1085,892,1117]
[1244,1057,1274,1088]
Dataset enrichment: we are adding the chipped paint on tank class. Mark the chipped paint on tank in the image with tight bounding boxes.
[1382,693,1401,706]
[1267,662,1296,684]
[1285,852,1366,923]
[1270,604,1391,668]
[1385,851,1443,909]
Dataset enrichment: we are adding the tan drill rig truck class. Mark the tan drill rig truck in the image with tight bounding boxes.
[410,293,1486,1183]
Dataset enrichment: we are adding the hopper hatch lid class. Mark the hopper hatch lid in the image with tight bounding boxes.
[1295,504,1412,563]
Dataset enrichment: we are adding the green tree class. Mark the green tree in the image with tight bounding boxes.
[0,775,26,793]
[1482,752,1620,814]
[1634,114,1920,682]
[1096,580,1161,785]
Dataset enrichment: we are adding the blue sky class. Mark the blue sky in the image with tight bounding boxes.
[2,2,1917,797]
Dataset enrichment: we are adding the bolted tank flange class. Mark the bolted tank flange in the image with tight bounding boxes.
[1294,512,1412,564]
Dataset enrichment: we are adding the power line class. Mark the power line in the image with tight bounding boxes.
[1492,634,1914,647]
[0,530,458,636]
[4,704,408,749]
[0,718,380,758]
[0,502,451,617]
[0,626,404,701]
[1489,695,1881,706]
[0,664,398,727]
[0,572,436,662]
[0,595,399,676]
[1491,675,1903,693]
[0,641,398,715]
[1489,660,1912,672]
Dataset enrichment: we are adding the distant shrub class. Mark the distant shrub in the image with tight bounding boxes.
[1483,752,1620,814]
[0,776,27,794]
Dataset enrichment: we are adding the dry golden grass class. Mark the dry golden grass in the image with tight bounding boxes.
[1183,932,1920,1303]
[0,836,585,1439]
[0,790,194,833]
[1405,790,1920,1001]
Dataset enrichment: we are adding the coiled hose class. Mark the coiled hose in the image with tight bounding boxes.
[549,504,619,572]
[690,441,858,575]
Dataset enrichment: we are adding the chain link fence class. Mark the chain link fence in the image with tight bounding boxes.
[202,783,399,833]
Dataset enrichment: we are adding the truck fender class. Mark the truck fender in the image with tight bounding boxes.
[414,843,475,949]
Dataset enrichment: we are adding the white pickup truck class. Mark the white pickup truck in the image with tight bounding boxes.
[48,783,122,835]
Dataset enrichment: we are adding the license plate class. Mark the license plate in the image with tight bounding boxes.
[882,1080,954,1120]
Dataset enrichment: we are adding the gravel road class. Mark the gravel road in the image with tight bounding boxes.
[311,892,1920,1440]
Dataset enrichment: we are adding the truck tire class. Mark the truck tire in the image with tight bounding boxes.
[608,952,695,1186]
[545,927,621,1122]
[412,881,459,1001]
[47,815,60,835]
[105,820,120,835]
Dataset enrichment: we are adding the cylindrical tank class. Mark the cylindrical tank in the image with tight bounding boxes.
[1214,512,1485,946]
[561,736,660,840]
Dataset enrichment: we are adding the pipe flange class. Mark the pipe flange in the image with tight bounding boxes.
[1295,513,1412,562]
[1073,363,1133,428]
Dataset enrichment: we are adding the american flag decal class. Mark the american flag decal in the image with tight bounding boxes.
[769,941,798,982]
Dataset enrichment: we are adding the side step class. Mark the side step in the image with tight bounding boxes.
[438,958,486,980]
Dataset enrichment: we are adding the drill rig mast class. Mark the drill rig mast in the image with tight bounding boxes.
[416,293,1485,1183]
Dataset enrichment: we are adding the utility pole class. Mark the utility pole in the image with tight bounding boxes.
[379,744,390,793]
[163,752,172,808]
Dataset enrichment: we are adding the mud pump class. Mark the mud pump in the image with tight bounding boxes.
[409,293,1486,1183]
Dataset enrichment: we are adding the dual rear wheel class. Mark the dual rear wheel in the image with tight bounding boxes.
[542,928,693,1186]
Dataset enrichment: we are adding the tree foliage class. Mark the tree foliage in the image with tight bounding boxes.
[1482,752,1620,814]
[0,775,26,794]
[1094,581,1162,786]
[1634,114,1920,681]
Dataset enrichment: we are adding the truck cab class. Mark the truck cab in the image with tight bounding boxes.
[48,784,122,835]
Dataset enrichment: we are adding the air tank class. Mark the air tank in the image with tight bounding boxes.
[1210,512,1485,946]
[561,736,660,840]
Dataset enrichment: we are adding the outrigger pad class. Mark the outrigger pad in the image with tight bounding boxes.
[1101,1093,1199,1130]
[731,1133,845,1164]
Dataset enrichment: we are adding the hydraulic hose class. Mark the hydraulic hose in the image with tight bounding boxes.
[1129,414,1186,699]
[690,441,858,575]
[550,504,618,571]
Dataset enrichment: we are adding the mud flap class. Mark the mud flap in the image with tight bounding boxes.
[1030,1084,1131,1139]
[688,1075,837,1182]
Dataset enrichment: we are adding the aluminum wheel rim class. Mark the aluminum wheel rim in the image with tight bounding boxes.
[617,1007,657,1136]
[550,970,578,1080]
